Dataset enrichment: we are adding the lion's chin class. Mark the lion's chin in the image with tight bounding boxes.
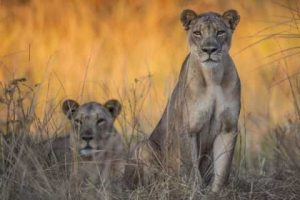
[80,148,93,156]
[80,149,94,161]
[200,56,219,63]
[79,147,102,161]
[202,60,220,68]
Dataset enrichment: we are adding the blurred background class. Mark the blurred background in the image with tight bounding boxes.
[0,0,300,151]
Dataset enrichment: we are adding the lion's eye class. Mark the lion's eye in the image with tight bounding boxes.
[193,31,202,36]
[74,119,82,126]
[97,118,106,126]
[217,30,226,36]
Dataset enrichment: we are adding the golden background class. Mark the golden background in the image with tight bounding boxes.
[0,0,299,147]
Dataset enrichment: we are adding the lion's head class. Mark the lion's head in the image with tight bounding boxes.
[181,9,240,65]
[62,99,122,158]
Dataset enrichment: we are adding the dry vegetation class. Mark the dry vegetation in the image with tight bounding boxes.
[0,78,299,200]
[0,0,300,199]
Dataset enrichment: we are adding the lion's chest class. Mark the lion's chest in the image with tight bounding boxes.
[183,85,226,135]
[78,151,124,184]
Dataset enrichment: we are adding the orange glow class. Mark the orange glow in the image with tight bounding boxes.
[0,0,300,141]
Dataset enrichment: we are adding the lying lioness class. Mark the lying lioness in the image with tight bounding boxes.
[47,99,125,198]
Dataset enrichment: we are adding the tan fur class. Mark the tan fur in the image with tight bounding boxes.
[125,9,241,194]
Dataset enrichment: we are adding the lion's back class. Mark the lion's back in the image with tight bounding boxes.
[43,134,72,167]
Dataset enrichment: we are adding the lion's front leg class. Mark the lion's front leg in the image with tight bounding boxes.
[211,131,237,193]
[190,133,203,186]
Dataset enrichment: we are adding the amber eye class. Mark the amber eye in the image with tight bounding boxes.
[193,31,202,36]
[217,30,226,36]
[74,119,82,126]
[97,118,106,126]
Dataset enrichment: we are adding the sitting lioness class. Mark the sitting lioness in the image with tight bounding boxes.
[125,9,241,196]
[48,99,125,197]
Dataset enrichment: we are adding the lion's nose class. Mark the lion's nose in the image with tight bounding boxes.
[201,46,218,55]
[82,135,93,141]
[82,129,93,141]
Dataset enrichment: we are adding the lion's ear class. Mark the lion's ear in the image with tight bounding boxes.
[62,99,79,119]
[104,99,122,119]
[180,9,197,31]
[222,9,240,31]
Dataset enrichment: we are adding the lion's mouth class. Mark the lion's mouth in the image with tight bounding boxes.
[79,145,103,161]
[80,145,93,156]
[203,58,217,63]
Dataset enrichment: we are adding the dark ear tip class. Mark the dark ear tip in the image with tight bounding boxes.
[181,9,197,19]
[180,9,197,30]
[62,99,75,108]
[62,99,79,115]
[223,9,240,30]
[181,9,196,14]
[223,9,240,18]
[227,9,239,13]
[181,9,193,16]
[62,99,70,106]
[107,99,120,104]
[106,99,121,108]
[105,99,122,118]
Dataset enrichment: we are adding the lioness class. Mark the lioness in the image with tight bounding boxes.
[125,9,240,195]
[49,99,125,194]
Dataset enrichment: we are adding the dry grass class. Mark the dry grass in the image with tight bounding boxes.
[0,78,299,200]
[0,0,300,199]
